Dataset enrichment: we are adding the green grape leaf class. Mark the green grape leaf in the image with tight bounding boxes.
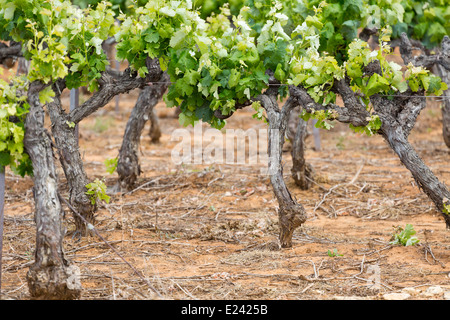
[4,3,16,20]
[366,73,390,96]
[274,63,286,81]
[170,29,186,49]
[0,152,11,166]
[195,103,214,123]
[143,29,159,43]
[228,68,241,88]
[178,112,196,127]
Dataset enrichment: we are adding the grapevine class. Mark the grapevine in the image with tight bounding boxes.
[0,0,449,299]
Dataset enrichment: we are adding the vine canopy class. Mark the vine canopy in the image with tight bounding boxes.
[0,0,448,173]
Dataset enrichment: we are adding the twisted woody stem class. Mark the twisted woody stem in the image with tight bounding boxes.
[258,93,307,248]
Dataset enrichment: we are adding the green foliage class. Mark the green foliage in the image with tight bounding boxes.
[251,101,265,121]
[72,0,128,15]
[327,248,343,257]
[1,0,448,179]
[131,1,273,129]
[66,121,76,128]
[390,224,420,246]
[405,63,449,96]
[104,157,118,174]
[392,0,450,48]
[0,0,116,91]
[343,29,447,135]
[72,0,242,19]
[0,75,33,176]
[349,115,382,136]
[442,198,450,215]
[300,109,336,131]
[112,0,446,135]
[85,178,110,205]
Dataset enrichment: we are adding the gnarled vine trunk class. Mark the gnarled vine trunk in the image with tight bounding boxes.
[260,95,307,248]
[435,37,450,148]
[148,107,162,143]
[372,94,450,227]
[290,113,314,190]
[439,83,450,149]
[117,73,169,190]
[287,106,314,190]
[47,81,95,236]
[382,123,450,226]
[0,42,21,68]
[296,64,450,229]
[45,59,164,235]
[24,81,82,299]
[398,34,450,149]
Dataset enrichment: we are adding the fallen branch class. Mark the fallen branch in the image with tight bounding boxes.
[421,243,446,268]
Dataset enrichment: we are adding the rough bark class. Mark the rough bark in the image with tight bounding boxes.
[117,73,169,190]
[0,42,21,68]
[382,124,450,227]
[286,106,301,142]
[68,58,163,125]
[397,35,450,213]
[47,80,95,236]
[41,59,162,236]
[290,81,370,198]
[435,36,450,148]
[102,37,121,114]
[359,27,378,43]
[148,107,162,143]
[292,53,450,228]
[24,81,82,300]
[290,84,370,128]
[291,115,314,190]
[399,34,450,148]
[16,57,30,75]
[259,94,307,248]
[372,94,450,227]
[439,75,450,148]
[287,106,314,189]
[399,34,447,70]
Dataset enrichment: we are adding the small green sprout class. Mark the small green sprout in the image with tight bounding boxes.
[85,178,110,205]
[327,248,343,257]
[390,224,419,246]
[442,198,450,216]
[104,157,118,174]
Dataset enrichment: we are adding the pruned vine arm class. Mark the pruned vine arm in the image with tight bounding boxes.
[289,84,370,128]
[400,33,450,71]
[68,58,163,124]
[0,42,22,67]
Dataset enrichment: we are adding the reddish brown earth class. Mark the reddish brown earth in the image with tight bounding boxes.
[1,62,450,300]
